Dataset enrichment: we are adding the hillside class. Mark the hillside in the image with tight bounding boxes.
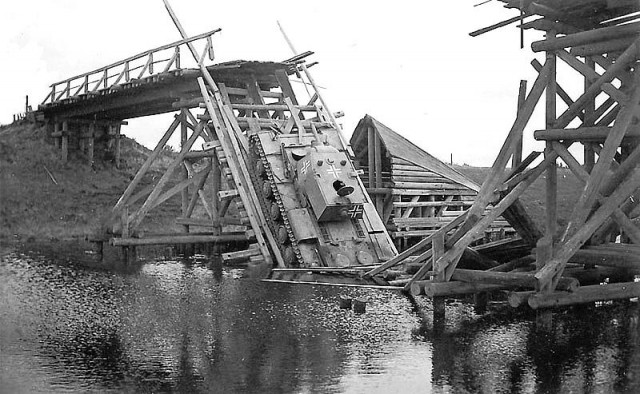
[0,121,181,240]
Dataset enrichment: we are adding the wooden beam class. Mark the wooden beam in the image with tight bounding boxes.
[113,117,180,213]
[528,282,640,309]
[536,167,640,291]
[531,21,640,52]
[128,125,205,231]
[553,38,640,129]
[562,72,640,242]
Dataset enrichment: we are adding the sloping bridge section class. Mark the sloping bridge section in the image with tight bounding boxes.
[37,12,396,274]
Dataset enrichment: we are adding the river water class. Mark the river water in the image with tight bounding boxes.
[2,243,640,393]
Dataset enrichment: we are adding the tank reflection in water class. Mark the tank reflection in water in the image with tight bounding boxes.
[2,246,640,393]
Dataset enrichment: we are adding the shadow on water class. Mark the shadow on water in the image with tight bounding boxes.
[2,243,640,393]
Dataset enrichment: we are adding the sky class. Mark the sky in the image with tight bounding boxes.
[1,0,551,166]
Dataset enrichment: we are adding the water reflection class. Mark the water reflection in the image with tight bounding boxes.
[2,245,640,393]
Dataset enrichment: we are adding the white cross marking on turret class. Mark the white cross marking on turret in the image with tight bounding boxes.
[326,164,342,179]
[301,160,310,175]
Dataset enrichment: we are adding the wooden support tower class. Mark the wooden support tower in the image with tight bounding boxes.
[365,0,640,320]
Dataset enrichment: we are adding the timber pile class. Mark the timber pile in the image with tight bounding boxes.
[350,115,516,247]
[365,0,640,314]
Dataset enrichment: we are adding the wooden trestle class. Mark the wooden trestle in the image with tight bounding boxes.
[366,1,640,315]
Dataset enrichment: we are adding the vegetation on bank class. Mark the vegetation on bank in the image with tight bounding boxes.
[0,121,180,241]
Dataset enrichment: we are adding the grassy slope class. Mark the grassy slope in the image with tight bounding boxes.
[455,164,583,231]
[0,122,182,240]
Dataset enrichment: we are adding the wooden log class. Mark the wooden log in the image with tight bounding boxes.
[534,126,640,141]
[424,281,508,297]
[563,266,637,286]
[451,268,579,292]
[531,21,640,52]
[223,246,261,262]
[110,233,249,246]
[488,255,535,272]
[570,249,640,270]
[260,279,404,291]
[508,291,534,308]
[528,282,640,309]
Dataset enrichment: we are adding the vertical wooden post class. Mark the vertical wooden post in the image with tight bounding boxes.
[114,124,122,168]
[87,123,95,165]
[433,231,446,282]
[545,31,557,242]
[54,122,61,149]
[121,206,130,238]
[79,125,87,154]
[374,130,383,213]
[61,121,69,163]
[474,292,488,315]
[584,57,596,173]
[512,80,527,168]
[180,110,189,233]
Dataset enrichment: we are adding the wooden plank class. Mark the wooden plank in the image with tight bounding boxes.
[391,164,430,172]
[393,201,473,208]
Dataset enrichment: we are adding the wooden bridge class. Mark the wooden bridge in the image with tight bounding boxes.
[32,0,640,323]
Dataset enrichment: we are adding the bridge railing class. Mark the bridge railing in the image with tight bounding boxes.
[41,28,221,106]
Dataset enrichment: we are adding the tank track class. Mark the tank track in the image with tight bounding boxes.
[249,134,303,266]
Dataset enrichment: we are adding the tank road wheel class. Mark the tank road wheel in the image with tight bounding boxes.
[276,225,290,244]
[283,246,297,266]
[270,202,282,221]
[256,160,266,178]
[262,180,273,199]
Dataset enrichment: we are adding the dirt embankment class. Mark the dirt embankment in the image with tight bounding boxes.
[0,121,180,242]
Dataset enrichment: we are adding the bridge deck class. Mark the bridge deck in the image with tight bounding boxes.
[38,61,295,121]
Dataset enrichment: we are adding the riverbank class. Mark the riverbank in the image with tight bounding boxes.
[0,121,180,243]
